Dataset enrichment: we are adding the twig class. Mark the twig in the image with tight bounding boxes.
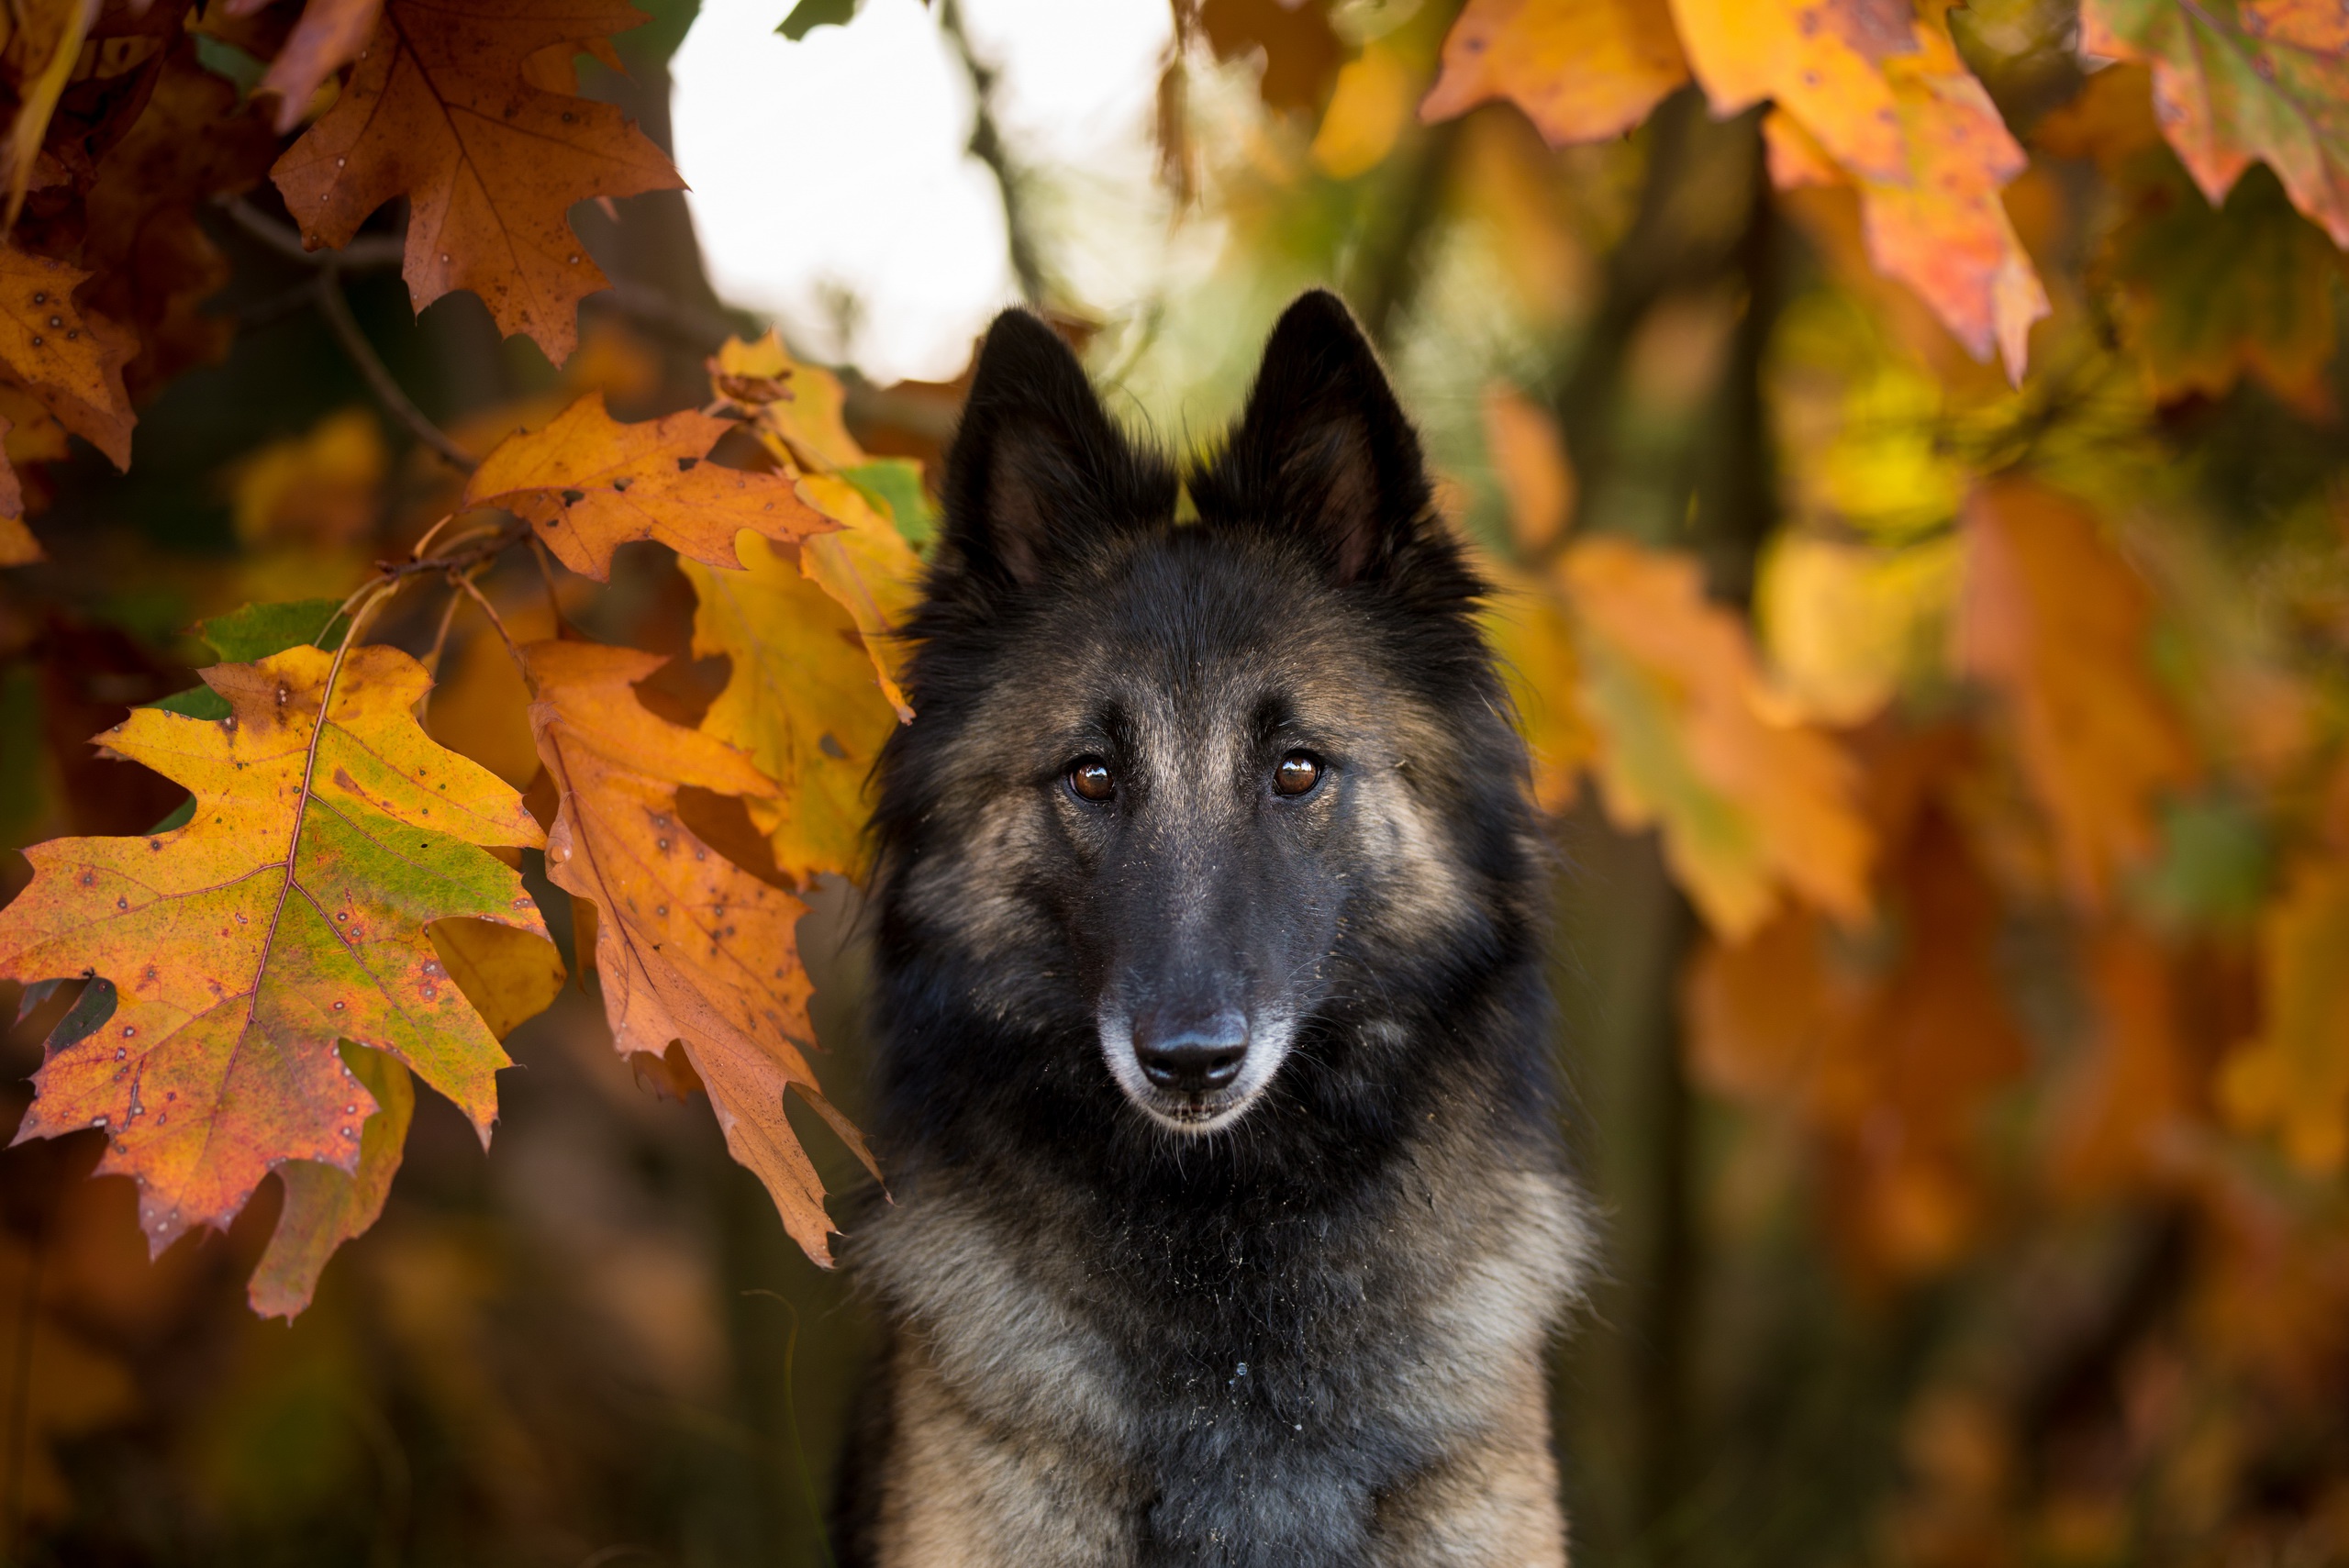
[938,0,1048,306]
[221,196,406,271]
[527,537,568,632]
[314,269,479,472]
[453,572,529,677]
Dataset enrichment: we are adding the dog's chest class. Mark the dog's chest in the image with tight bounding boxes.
[855,1161,1585,1566]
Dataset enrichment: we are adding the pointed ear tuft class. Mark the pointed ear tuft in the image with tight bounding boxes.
[1188,290,1434,584]
[940,311,1174,589]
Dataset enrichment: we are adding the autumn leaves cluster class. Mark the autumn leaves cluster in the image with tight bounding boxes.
[0,0,930,1315]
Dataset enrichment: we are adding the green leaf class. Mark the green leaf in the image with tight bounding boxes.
[195,599,351,662]
[778,0,860,41]
[843,457,938,551]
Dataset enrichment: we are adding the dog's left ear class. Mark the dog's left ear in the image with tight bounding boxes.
[1190,291,1434,584]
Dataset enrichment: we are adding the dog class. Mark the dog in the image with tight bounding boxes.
[832,291,1586,1567]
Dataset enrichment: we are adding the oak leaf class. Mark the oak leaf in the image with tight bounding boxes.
[0,414,30,565]
[1482,384,1575,555]
[1753,9,2049,381]
[1558,536,1873,938]
[463,392,833,582]
[711,329,865,474]
[234,0,385,133]
[247,1040,412,1318]
[0,244,132,467]
[1420,0,1690,146]
[0,644,547,1254]
[270,0,684,363]
[685,534,900,887]
[2219,858,2349,1173]
[796,473,922,720]
[524,639,876,1263]
[2081,0,2349,248]
[1954,479,2196,907]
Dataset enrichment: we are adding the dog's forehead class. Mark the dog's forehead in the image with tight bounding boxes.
[1016,536,1388,730]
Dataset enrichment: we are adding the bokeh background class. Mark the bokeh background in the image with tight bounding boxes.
[6,1,2349,1564]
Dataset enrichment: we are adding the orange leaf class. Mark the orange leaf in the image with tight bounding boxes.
[0,645,547,1257]
[248,1040,412,1318]
[1954,479,2196,908]
[2082,0,2349,249]
[1559,536,1873,938]
[270,0,684,364]
[524,640,876,1265]
[1750,10,2049,381]
[2048,928,2199,1196]
[1482,384,1575,555]
[0,245,133,468]
[1420,0,1690,145]
[464,392,834,582]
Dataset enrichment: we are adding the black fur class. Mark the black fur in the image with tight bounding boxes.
[836,293,1570,1567]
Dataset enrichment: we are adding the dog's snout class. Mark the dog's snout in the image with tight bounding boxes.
[1135,1008,1248,1095]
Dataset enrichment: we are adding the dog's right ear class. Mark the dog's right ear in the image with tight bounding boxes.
[938,310,1173,589]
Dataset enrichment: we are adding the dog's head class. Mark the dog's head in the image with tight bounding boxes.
[873,292,1534,1142]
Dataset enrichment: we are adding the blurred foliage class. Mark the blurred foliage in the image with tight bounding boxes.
[1,0,2347,1565]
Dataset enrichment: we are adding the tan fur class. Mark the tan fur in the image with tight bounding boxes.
[856,1121,1587,1565]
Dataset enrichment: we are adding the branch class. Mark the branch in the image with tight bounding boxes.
[313,270,479,472]
[938,0,1048,306]
[221,197,406,271]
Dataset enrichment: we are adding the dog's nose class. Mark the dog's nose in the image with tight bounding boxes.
[1135,1009,1248,1095]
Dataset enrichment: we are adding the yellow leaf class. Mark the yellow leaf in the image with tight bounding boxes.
[797,473,925,721]
[1420,0,1689,145]
[2220,859,2349,1173]
[0,245,135,468]
[1756,529,1959,725]
[1312,39,1415,180]
[685,533,900,887]
[1484,563,1595,816]
[464,392,834,582]
[429,916,566,1040]
[1560,536,1873,938]
[231,407,387,548]
[712,329,866,473]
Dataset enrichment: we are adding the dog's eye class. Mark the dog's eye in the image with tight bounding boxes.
[1273,752,1322,796]
[1067,758,1116,803]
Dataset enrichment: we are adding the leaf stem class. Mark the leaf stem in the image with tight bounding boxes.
[452,573,529,678]
[313,270,480,473]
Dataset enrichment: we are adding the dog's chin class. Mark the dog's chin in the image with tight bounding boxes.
[1122,1084,1264,1136]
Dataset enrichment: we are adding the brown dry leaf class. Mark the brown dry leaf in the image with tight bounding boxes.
[1558,535,1873,939]
[248,1040,413,1318]
[1192,0,1344,114]
[243,0,385,133]
[0,244,132,466]
[1954,479,2197,908]
[1420,0,1690,145]
[0,644,546,1260]
[3,0,99,228]
[684,534,901,887]
[2219,858,2349,1173]
[1482,384,1575,555]
[77,44,282,404]
[463,393,834,581]
[270,0,684,364]
[525,639,876,1264]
